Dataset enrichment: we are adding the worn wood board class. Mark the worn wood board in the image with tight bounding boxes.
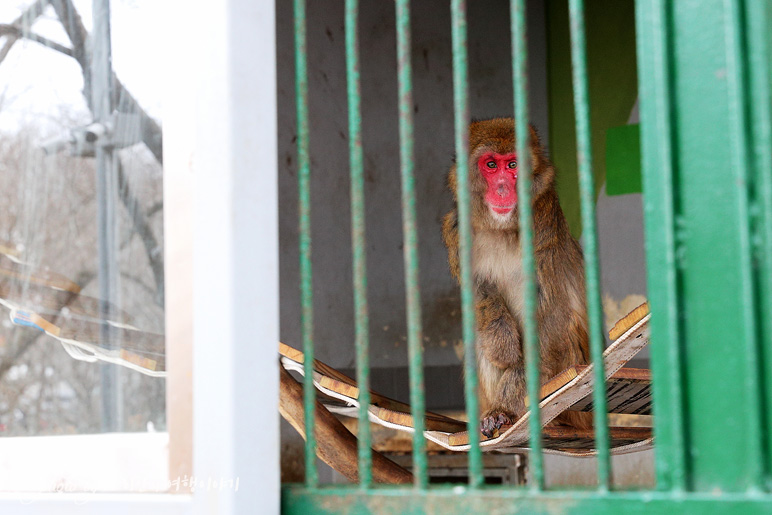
[279,307,653,456]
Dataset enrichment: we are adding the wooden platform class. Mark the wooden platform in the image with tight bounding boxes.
[280,302,653,456]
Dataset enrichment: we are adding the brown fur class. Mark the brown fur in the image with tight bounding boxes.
[441,117,592,435]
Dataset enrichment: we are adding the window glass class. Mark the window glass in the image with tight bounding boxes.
[0,0,166,439]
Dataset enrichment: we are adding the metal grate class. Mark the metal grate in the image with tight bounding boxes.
[283,0,772,511]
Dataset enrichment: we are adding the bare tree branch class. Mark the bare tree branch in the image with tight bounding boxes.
[0,40,15,68]
[0,24,73,57]
[50,0,163,164]
[146,201,163,219]
[0,0,51,66]
[117,158,164,306]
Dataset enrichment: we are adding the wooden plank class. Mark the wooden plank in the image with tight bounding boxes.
[528,366,651,406]
[571,376,652,415]
[608,301,649,340]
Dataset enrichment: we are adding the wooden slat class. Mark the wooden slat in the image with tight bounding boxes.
[608,301,649,340]
[527,366,651,406]
[570,374,652,415]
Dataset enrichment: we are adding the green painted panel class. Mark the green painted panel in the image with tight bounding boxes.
[547,0,638,237]
[605,124,642,196]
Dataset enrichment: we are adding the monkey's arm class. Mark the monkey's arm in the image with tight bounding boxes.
[443,210,522,367]
[476,283,522,369]
[534,240,591,375]
[477,284,526,436]
[441,210,460,281]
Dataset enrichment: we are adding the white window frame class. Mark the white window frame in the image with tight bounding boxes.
[0,0,279,512]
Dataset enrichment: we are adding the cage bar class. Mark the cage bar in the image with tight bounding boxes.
[344,0,373,489]
[567,0,610,489]
[635,0,687,492]
[724,0,765,489]
[294,0,318,488]
[450,0,483,488]
[744,0,772,488]
[395,0,428,489]
[509,0,544,491]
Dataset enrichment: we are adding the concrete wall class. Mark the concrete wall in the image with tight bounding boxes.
[277,0,549,374]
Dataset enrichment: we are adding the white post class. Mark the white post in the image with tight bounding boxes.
[189,0,279,513]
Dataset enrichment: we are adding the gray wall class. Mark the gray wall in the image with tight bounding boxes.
[278,0,549,374]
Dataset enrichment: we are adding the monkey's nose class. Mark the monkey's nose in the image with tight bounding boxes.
[497,183,510,198]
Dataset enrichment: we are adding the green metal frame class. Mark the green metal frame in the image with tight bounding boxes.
[284,0,772,512]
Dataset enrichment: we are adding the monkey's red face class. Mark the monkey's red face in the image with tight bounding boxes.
[478,152,518,217]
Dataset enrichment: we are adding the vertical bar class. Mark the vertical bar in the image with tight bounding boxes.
[192,0,279,509]
[294,0,317,488]
[92,0,123,433]
[567,0,610,489]
[635,0,687,491]
[395,0,428,489]
[510,0,543,491]
[724,0,765,490]
[744,0,772,489]
[345,0,372,489]
[450,0,483,488]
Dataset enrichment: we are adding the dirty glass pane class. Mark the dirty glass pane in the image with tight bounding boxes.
[0,0,166,483]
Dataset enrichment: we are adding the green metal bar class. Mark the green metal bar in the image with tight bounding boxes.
[282,486,772,514]
[509,0,543,491]
[294,0,317,489]
[744,0,772,489]
[568,0,610,490]
[395,0,428,489]
[450,0,483,488]
[635,0,687,491]
[724,0,765,490]
[345,0,372,489]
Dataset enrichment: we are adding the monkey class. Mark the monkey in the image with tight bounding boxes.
[442,117,593,438]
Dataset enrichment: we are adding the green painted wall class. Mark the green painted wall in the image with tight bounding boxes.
[605,123,641,196]
[546,0,639,237]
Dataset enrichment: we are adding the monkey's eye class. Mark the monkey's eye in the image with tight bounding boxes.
[507,161,517,169]
[486,161,497,169]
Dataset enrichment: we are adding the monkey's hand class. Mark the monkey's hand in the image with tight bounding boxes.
[476,286,521,368]
[480,410,513,438]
